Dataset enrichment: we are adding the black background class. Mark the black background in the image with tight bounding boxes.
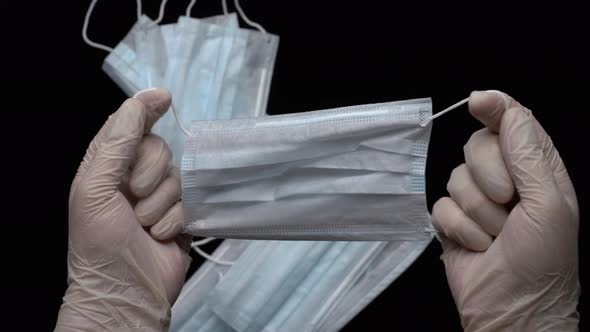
[20,1,588,331]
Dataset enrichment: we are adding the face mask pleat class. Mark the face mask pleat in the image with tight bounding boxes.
[182,148,423,190]
[183,169,423,204]
[184,193,431,241]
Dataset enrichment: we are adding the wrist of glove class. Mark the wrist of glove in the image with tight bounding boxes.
[460,272,579,332]
[56,247,172,331]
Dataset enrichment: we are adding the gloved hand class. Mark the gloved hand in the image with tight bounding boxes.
[56,88,191,331]
[432,90,580,331]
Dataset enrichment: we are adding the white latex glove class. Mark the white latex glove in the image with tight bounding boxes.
[56,88,191,331]
[432,90,580,331]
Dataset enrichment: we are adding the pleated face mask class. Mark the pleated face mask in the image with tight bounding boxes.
[180,98,453,241]
[82,0,279,167]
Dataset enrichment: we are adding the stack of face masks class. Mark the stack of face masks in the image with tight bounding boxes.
[83,1,436,331]
[173,239,433,332]
[95,1,279,165]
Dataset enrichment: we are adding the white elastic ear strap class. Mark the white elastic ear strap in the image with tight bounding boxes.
[170,102,195,138]
[83,0,170,51]
[153,0,169,24]
[234,0,267,33]
[135,0,142,21]
[132,89,190,138]
[186,0,197,17]
[133,90,191,139]
[191,238,235,266]
[82,0,115,52]
[188,0,229,17]
[421,97,469,126]
[222,0,229,15]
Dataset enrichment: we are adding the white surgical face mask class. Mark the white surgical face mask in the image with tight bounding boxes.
[182,98,435,241]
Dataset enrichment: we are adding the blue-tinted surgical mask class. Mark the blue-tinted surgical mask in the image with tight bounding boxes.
[82,0,279,167]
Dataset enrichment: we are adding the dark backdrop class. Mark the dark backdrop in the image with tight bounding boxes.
[27,1,587,331]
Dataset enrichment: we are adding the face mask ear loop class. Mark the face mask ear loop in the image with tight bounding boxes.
[222,0,229,15]
[233,0,267,33]
[136,0,142,21]
[192,237,219,246]
[132,89,194,137]
[82,0,115,52]
[421,97,469,127]
[186,0,197,17]
[191,239,235,265]
[170,102,196,138]
[188,0,228,17]
[151,0,169,25]
[83,0,143,52]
